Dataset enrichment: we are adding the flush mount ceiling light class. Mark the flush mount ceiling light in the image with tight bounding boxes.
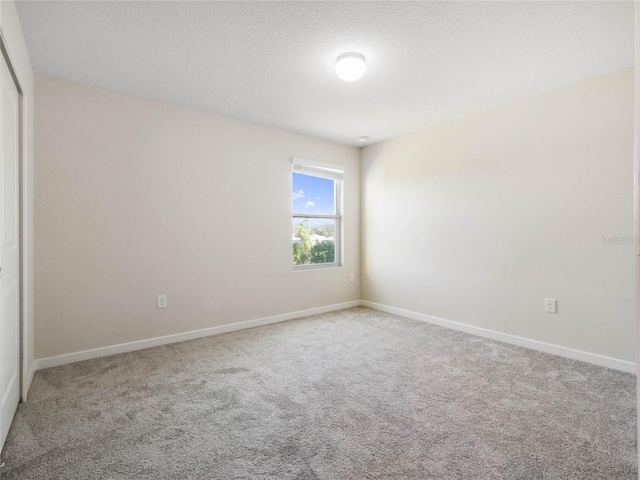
[335,52,366,81]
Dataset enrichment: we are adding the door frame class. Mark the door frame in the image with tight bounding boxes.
[0,35,25,402]
[635,3,639,478]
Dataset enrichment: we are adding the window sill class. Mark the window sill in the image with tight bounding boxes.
[293,263,342,272]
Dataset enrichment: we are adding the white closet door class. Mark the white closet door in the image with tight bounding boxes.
[0,53,20,449]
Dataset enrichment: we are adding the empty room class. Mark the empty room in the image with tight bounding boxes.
[0,0,636,478]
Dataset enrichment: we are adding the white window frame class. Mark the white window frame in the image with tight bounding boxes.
[292,158,343,271]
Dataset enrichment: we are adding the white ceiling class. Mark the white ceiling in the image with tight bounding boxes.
[15,1,635,147]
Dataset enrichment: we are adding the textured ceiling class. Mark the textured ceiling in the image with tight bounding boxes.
[15,1,635,146]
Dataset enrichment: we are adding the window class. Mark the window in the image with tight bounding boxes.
[292,158,343,269]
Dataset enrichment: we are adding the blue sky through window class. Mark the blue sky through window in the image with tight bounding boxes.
[292,173,335,214]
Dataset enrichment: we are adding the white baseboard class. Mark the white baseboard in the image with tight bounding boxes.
[35,301,361,370]
[35,299,636,375]
[362,301,637,374]
[22,362,36,401]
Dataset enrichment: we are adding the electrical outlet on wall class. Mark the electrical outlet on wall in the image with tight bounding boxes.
[545,298,557,314]
[349,273,354,283]
[157,294,167,309]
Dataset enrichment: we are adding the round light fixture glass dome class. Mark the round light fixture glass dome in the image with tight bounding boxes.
[335,52,366,81]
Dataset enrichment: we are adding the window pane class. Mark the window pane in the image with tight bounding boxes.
[292,173,335,215]
[292,218,336,265]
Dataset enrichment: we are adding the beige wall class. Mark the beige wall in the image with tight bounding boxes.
[0,1,35,397]
[361,68,636,363]
[34,68,637,365]
[34,75,360,359]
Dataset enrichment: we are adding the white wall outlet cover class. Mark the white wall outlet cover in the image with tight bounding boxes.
[545,298,557,314]
[349,273,354,283]
[157,295,167,309]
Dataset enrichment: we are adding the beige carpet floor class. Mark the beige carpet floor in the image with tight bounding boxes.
[0,306,636,479]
